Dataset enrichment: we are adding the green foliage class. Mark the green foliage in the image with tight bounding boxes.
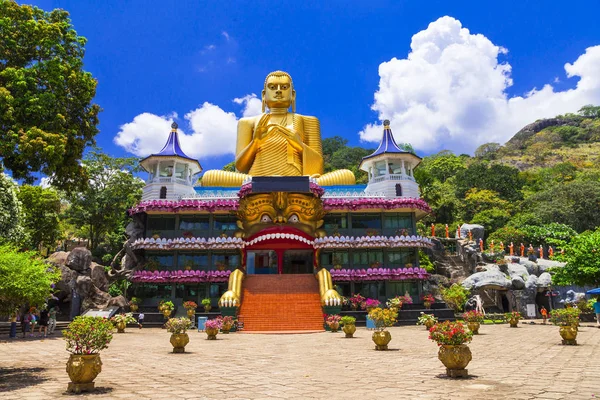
[416,151,466,183]
[488,226,527,247]
[165,317,192,334]
[108,279,130,298]
[201,298,211,307]
[474,142,501,160]
[222,161,236,172]
[0,172,25,244]
[461,188,509,222]
[0,2,100,191]
[520,223,577,248]
[549,308,581,326]
[578,104,600,118]
[418,250,435,273]
[551,228,600,287]
[455,162,524,202]
[340,315,356,325]
[0,244,60,314]
[63,316,114,354]
[471,208,511,236]
[325,144,373,184]
[440,284,470,312]
[428,321,472,345]
[64,151,143,252]
[17,185,62,250]
[416,312,437,325]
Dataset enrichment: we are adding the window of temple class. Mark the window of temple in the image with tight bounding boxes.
[354,281,386,301]
[179,216,210,232]
[387,249,415,267]
[383,213,412,233]
[159,186,167,199]
[175,163,186,179]
[212,252,241,270]
[319,250,349,268]
[395,183,402,197]
[159,163,174,177]
[213,215,237,234]
[177,252,209,270]
[323,214,348,233]
[147,216,176,232]
[351,214,382,230]
[352,250,384,267]
[387,281,419,302]
[145,252,175,270]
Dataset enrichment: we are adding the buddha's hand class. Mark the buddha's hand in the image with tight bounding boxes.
[322,289,343,306]
[219,291,240,307]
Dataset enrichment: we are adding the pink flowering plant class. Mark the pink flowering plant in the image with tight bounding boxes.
[462,310,484,323]
[326,314,341,327]
[221,316,234,330]
[63,316,114,355]
[349,293,366,309]
[422,294,435,303]
[365,298,381,309]
[205,317,223,330]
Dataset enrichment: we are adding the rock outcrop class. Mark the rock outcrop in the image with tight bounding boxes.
[109,213,145,280]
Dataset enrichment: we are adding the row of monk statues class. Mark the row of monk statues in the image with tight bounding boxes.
[201,71,356,187]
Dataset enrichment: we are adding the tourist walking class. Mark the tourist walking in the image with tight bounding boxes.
[540,306,548,324]
[38,308,49,337]
[48,306,57,334]
[138,312,145,329]
[594,296,600,328]
[21,311,30,338]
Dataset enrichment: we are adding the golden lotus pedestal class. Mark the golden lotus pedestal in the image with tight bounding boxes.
[66,354,102,393]
[372,330,391,351]
[438,345,472,378]
[343,324,356,338]
[467,322,480,334]
[559,326,578,345]
[170,333,190,353]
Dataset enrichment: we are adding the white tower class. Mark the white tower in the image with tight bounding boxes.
[139,122,202,200]
[359,120,421,198]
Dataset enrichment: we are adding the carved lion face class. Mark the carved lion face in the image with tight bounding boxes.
[236,192,325,238]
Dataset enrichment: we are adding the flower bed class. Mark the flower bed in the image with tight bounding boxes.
[314,235,433,249]
[330,267,429,282]
[132,269,231,283]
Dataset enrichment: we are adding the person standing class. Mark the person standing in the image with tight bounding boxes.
[48,306,57,335]
[21,311,30,338]
[594,296,600,328]
[138,312,145,329]
[540,306,548,325]
[38,308,49,338]
[9,309,18,339]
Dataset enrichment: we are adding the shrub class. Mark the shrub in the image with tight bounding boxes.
[417,313,438,326]
[201,298,212,307]
[165,317,192,334]
[183,301,197,310]
[340,316,356,326]
[205,318,222,330]
[440,284,470,312]
[368,307,398,330]
[505,311,522,321]
[550,308,581,326]
[429,321,473,346]
[110,313,136,325]
[63,316,114,354]
[462,310,484,323]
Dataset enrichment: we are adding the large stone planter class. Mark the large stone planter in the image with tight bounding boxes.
[438,344,472,378]
[559,325,578,345]
[116,321,126,333]
[342,324,356,338]
[424,320,435,330]
[423,301,432,309]
[186,309,196,319]
[130,304,138,312]
[162,309,172,319]
[328,322,340,333]
[170,333,190,353]
[372,330,392,351]
[508,318,519,328]
[467,322,480,334]
[66,354,102,393]
[206,327,219,340]
[221,323,233,334]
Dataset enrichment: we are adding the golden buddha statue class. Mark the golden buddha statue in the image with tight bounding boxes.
[202,71,355,187]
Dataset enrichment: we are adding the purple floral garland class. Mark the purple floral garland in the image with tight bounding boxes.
[129,199,239,215]
[322,197,432,212]
[329,267,429,282]
[132,269,231,283]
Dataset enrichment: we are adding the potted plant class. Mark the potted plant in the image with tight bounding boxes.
[417,312,438,330]
[368,307,398,350]
[365,298,380,312]
[110,313,136,333]
[340,316,356,338]
[462,310,484,334]
[165,317,192,353]
[422,294,435,309]
[550,308,581,345]
[158,300,174,319]
[202,298,212,312]
[386,296,403,311]
[325,314,341,332]
[429,321,473,378]
[129,297,140,312]
[205,317,222,340]
[348,294,365,310]
[221,316,234,333]
[63,316,114,393]
[402,292,413,306]
[505,311,522,328]
[183,301,198,319]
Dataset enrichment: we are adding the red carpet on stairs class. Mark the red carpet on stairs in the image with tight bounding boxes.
[239,274,324,332]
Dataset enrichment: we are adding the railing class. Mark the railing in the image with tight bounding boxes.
[179,191,239,200]
[371,174,415,183]
[322,191,386,199]
[150,177,193,185]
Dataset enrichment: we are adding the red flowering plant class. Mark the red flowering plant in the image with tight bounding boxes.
[428,321,473,346]
[63,316,114,354]
[326,314,341,328]
[349,294,366,309]
[505,311,522,321]
[183,301,197,310]
[221,316,234,330]
[462,310,484,323]
[422,294,435,303]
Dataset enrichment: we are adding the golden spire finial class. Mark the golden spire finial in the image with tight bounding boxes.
[171,121,178,132]
[383,119,390,128]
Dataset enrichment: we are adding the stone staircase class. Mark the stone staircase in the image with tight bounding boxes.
[239,275,324,332]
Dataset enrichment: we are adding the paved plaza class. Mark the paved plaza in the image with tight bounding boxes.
[1,323,599,400]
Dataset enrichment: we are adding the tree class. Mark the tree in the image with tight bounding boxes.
[474,143,501,160]
[325,145,372,184]
[0,244,60,314]
[0,2,100,191]
[454,161,524,201]
[461,188,509,222]
[417,151,466,183]
[552,228,600,287]
[65,151,144,253]
[322,136,348,161]
[222,161,236,172]
[0,172,25,244]
[578,104,600,118]
[17,185,62,250]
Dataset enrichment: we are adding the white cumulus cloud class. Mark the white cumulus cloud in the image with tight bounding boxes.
[114,95,262,159]
[360,16,600,154]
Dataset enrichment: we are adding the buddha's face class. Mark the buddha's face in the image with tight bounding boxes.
[263,75,295,109]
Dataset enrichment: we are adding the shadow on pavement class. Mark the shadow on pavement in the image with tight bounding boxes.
[0,367,48,392]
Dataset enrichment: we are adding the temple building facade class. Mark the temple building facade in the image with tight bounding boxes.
[127,72,433,331]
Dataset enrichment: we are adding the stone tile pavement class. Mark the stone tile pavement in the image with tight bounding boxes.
[1,322,599,399]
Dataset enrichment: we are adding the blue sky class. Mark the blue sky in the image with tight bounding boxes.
[25,0,600,172]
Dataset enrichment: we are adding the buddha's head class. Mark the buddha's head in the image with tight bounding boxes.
[262,71,296,112]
